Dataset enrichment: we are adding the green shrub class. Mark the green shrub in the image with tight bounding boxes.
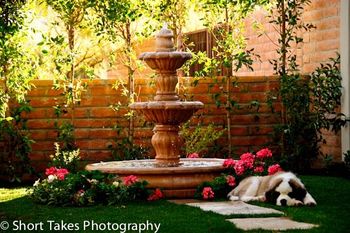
[30,169,149,206]
[180,122,225,156]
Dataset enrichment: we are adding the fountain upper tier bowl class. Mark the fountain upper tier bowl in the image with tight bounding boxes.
[130,101,204,124]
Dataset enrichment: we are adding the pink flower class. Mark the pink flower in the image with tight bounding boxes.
[234,160,246,176]
[56,168,69,180]
[45,167,57,176]
[202,187,214,200]
[187,153,199,158]
[254,166,264,173]
[147,188,164,201]
[240,152,255,169]
[256,148,272,159]
[123,175,138,186]
[268,164,283,175]
[226,175,236,187]
[223,158,236,169]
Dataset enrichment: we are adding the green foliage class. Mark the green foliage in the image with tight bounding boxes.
[30,170,149,206]
[0,102,34,182]
[180,122,225,156]
[49,142,80,173]
[268,0,345,172]
[0,1,38,183]
[108,125,149,161]
[310,54,344,132]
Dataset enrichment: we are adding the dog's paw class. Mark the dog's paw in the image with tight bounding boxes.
[292,200,304,206]
[304,200,317,206]
[228,195,239,201]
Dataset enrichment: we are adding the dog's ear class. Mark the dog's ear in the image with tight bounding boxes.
[288,179,307,201]
[268,177,283,191]
[265,178,283,203]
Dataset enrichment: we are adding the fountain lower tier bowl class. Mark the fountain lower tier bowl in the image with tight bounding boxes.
[85,158,225,198]
[129,101,204,124]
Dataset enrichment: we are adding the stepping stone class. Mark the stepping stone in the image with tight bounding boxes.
[186,201,283,215]
[227,217,318,231]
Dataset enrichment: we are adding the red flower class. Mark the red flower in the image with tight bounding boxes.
[234,160,246,176]
[226,175,236,187]
[254,166,264,174]
[45,167,57,176]
[187,153,199,158]
[123,175,138,186]
[240,152,255,169]
[268,164,283,175]
[202,187,214,200]
[56,168,69,180]
[147,188,164,201]
[223,158,236,169]
[256,148,273,159]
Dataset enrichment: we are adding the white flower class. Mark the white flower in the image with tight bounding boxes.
[112,181,120,188]
[88,179,98,184]
[47,175,56,183]
[33,179,40,187]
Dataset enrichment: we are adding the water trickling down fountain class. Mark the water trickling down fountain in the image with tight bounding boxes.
[86,26,225,198]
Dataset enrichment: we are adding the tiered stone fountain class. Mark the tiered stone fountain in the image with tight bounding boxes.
[86,26,225,198]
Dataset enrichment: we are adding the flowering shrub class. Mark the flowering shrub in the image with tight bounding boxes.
[30,168,151,206]
[223,148,281,178]
[196,148,283,200]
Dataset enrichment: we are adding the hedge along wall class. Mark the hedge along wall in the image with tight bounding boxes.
[23,76,280,172]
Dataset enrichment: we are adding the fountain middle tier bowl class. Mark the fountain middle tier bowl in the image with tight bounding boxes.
[129,101,204,125]
[85,158,226,198]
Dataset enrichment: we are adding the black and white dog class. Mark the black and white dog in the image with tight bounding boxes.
[227,171,316,206]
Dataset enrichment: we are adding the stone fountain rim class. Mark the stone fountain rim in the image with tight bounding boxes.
[85,158,225,175]
[129,101,204,110]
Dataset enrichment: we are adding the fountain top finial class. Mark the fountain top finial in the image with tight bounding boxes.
[156,23,175,52]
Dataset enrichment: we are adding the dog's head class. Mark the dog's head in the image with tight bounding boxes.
[264,176,307,206]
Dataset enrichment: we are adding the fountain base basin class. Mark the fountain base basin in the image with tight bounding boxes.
[85,158,225,198]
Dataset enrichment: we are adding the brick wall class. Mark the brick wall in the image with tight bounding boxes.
[22,76,280,172]
[238,0,342,162]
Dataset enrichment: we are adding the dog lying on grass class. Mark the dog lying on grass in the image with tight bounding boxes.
[227,171,317,206]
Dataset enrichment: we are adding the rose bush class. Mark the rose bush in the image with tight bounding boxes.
[30,168,161,206]
[196,148,283,200]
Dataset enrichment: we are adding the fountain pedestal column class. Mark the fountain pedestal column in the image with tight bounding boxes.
[152,125,183,166]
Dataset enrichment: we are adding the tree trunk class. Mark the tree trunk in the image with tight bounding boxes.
[126,22,134,144]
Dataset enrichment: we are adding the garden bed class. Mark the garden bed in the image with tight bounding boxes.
[1,175,349,233]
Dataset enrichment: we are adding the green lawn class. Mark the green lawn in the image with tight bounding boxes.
[0,176,350,233]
